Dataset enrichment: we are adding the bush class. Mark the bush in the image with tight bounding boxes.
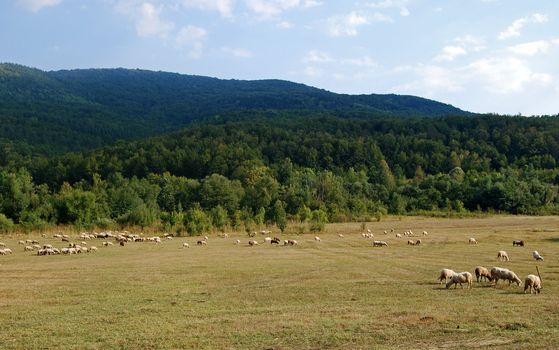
[0,213,14,232]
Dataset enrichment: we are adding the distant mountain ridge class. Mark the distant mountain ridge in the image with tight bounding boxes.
[0,63,469,155]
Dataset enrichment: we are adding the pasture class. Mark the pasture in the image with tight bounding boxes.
[0,216,558,349]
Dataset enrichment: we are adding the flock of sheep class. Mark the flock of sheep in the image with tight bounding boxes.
[0,226,549,295]
[440,236,545,294]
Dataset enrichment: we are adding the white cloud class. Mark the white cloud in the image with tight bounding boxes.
[341,56,377,68]
[366,0,409,16]
[434,46,467,62]
[175,25,207,58]
[465,57,552,93]
[277,20,294,29]
[303,50,334,63]
[17,0,62,12]
[498,13,548,40]
[323,11,390,37]
[303,66,323,77]
[245,0,321,17]
[180,0,235,18]
[136,2,175,38]
[507,40,551,56]
[222,47,254,58]
[434,35,484,62]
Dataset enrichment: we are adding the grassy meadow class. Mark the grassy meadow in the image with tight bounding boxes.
[0,215,558,349]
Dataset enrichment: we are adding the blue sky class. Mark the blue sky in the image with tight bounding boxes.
[1,0,559,115]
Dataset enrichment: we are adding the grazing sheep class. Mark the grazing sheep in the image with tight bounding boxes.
[415,239,422,245]
[89,246,98,252]
[2,248,12,254]
[497,250,509,262]
[338,234,345,238]
[524,274,542,294]
[119,241,125,246]
[314,236,321,242]
[32,244,41,250]
[446,272,473,289]
[287,239,298,246]
[62,237,69,242]
[396,233,402,238]
[182,242,190,248]
[103,241,113,247]
[474,266,492,282]
[372,240,388,247]
[407,239,416,245]
[490,267,522,286]
[469,237,477,245]
[248,240,259,246]
[24,245,34,251]
[235,239,241,245]
[283,240,289,245]
[512,240,524,247]
[264,237,272,243]
[532,251,544,261]
[422,231,428,236]
[204,236,209,241]
[271,237,281,245]
[438,269,455,284]
[18,240,25,245]
[197,240,207,245]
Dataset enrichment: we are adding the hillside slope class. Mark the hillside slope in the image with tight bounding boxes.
[0,63,468,155]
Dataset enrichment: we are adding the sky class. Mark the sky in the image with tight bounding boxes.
[1,0,559,116]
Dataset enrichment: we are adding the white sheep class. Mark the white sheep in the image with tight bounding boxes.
[395,233,402,238]
[497,250,509,261]
[372,240,388,247]
[3,248,12,254]
[524,274,542,294]
[182,242,190,248]
[24,245,34,252]
[235,239,241,245]
[338,234,344,238]
[469,237,477,244]
[89,246,98,252]
[407,239,416,245]
[248,240,259,246]
[490,267,522,286]
[264,237,272,243]
[314,236,321,242]
[422,231,428,236]
[18,240,25,245]
[532,251,544,261]
[446,272,473,289]
[438,268,455,284]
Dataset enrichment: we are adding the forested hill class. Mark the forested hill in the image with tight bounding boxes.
[0,63,467,155]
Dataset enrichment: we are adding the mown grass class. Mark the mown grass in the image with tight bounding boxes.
[0,216,558,349]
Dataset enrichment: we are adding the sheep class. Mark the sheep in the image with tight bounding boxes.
[396,233,402,238]
[182,242,190,248]
[283,240,289,245]
[287,239,298,246]
[248,240,259,246]
[497,250,509,262]
[197,240,207,245]
[446,272,473,289]
[264,237,272,243]
[24,245,34,252]
[512,240,524,247]
[415,239,422,245]
[314,236,321,242]
[407,239,416,245]
[438,268,455,284]
[524,274,542,294]
[490,267,522,286]
[532,251,544,261]
[235,239,241,245]
[469,237,477,244]
[204,236,209,241]
[422,231,428,236]
[372,240,388,247]
[383,230,387,235]
[474,266,492,282]
[32,244,41,250]
[0,242,5,247]
[271,237,281,245]
[18,240,25,245]
[3,248,12,254]
[103,241,113,247]
[89,246,98,252]
[338,234,345,238]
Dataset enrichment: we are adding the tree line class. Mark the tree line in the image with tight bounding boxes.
[1,112,559,234]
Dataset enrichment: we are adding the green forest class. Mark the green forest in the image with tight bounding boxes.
[1,64,559,234]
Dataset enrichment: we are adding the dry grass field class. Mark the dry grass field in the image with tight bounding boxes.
[0,216,558,349]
